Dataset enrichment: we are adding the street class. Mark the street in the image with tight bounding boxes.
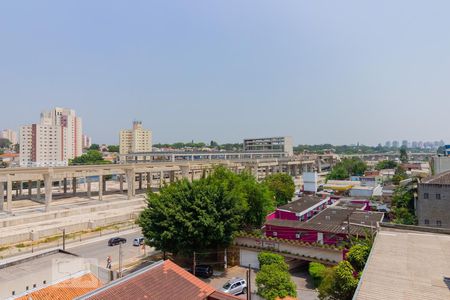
[68,230,156,269]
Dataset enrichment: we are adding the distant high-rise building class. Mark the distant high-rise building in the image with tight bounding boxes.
[411,141,418,148]
[385,141,391,148]
[119,121,152,155]
[82,134,92,149]
[418,141,424,149]
[19,107,83,167]
[401,140,408,148]
[243,136,293,156]
[0,129,18,145]
[392,141,399,148]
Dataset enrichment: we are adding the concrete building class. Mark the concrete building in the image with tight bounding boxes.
[417,172,450,228]
[119,121,152,155]
[0,129,18,145]
[432,155,450,174]
[19,107,83,167]
[243,136,293,156]
[82,134,92,149]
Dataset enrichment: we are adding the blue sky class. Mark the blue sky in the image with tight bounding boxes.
[1,1,450,145]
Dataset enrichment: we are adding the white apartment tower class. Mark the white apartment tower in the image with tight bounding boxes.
[119,121,152,155]
[19,107,83,167]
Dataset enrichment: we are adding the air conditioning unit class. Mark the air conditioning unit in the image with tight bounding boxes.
[295,233,301,239]
[273,232,278,237]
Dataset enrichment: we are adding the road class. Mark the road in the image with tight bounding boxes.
[68,230,156,269]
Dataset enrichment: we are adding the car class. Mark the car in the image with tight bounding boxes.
[108,237,127,246]
[189,265,213,278]
[221,277,247,295]
[133,237,145,246]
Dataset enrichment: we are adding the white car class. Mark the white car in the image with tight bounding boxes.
[221,277,247,295]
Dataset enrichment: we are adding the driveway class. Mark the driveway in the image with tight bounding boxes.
[203,264,318,300]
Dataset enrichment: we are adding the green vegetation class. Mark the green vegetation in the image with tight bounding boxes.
[256,252,297,300]
[327,158,367,180]
[375,160,398,170]
[346,244,370,272]
[309,262,327,287]
[70,150,111,165]
[263,173,295,206]
[138,166,275,255]
[392,166,408,185]
[391,185,416,225]
[153,141,243,151]
[107,145,120,152]
[0,138,11,149]
[89,144,100,150]
[399,146,408,163]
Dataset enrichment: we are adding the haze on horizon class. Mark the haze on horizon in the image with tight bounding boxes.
[1,1,449,146]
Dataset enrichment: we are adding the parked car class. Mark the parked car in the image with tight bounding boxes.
[133,237,145,246]
[108,237,127,246]
[221,277,247,295]
[189,265,213,278]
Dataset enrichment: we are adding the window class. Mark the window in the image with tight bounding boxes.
[272,231,277,237]
[424,193,429,199]
[436,194,441,200]
[424,219,429,225]
[437,220,442,227]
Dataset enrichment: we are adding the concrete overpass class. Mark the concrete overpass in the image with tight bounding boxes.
[0,156,316,214]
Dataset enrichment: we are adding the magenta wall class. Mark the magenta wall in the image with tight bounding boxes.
[275,210,298,220]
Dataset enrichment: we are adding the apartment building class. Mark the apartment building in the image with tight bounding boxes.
[119,121,152,155]
[243,136,293,156]
[0,129,18,145]
[19,108,83,167]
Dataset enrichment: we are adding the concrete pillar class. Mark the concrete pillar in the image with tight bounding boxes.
[63,178,68,194]
[103,176,107,193]
[72,177,77,195]
[7,179,12,213]
[28,180,32,196]
[147,172,152,190]
[169,171,175,183]
[19,181,23,196]
[44,173,53,212]
[0,182,4,212]
[37,180,41,201]
[87,177,92,198]
[126,170,135,199]
[98,175,103,201]
[160,171,164,187]
[119,175,124,193]
[139,173,143,190]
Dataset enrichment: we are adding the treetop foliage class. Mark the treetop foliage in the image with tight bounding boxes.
[263,173,295,206]
[327,158,367,180]
[70,150,111,165]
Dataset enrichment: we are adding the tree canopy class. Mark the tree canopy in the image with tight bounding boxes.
[138,166,275,255]
[399,147,408,163]
[318,261,359,300]
[327,158,367,180]
[375,160,398,170]
[256,252,296,300]
[89,144,100,151]
[70,150,111,165]
[0,138,11,149]
[263,173,295,206]
[347,244,371,272]
[107,145,120,152]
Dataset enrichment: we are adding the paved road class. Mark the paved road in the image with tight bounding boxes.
[69,230,156,269]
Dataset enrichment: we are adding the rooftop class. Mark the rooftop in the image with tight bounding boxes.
[266,207,383,236]
[80,260,239,300]
[277,196,327,213]
[354,226,450,300]
[422,171,450,185]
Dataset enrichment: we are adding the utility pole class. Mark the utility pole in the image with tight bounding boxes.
[224,248,227,270]
[193,251,196,276]
[119,242,123,278]
[247,264,251,300]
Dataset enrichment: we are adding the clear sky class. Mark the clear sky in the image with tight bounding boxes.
[1,1,450,146]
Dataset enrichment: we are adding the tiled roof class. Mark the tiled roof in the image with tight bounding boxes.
[17,273,101,300]
[81,260,239,300]
[266,207,383,236]
[421,171,450,184]
[277,196,326,213]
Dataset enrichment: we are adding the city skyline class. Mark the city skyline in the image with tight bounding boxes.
[2,1,450,145]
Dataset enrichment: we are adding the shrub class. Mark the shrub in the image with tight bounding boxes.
[309,262,327,287]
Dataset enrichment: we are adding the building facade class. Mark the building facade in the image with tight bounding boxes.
[82,134,92,149]
[417,172,450,229]
[19,108,83,167]
[0,129,18,145]
[243,136,293,156]
[119,121,152,155]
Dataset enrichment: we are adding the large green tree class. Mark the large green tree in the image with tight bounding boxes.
[263,173,295,206]
[107,145,120,152]
[256,252,296,300]
[375,160,398,170]
[318,261,359,300]
[138,166,273,255]
[327,158,367,180]
[399,147,408,163]
[347,244,371,272]
[70,150,111,165]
